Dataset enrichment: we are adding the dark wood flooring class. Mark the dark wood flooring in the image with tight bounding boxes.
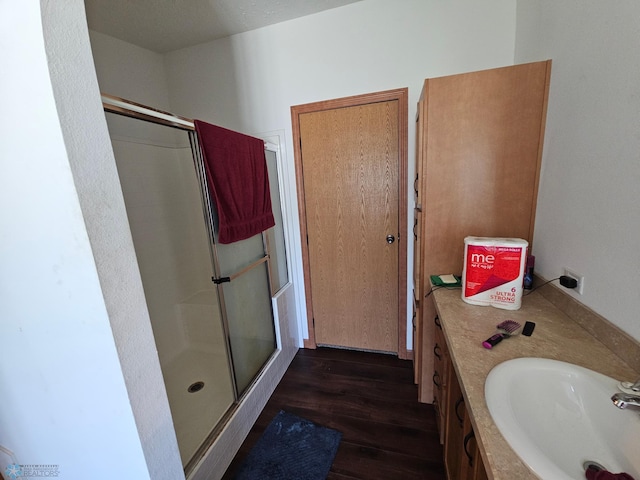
[222,347,446,479]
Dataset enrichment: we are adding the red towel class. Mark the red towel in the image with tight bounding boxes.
[585,465,635,480]
[195,120,275,244]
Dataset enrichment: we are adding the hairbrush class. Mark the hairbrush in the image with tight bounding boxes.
[482,320,522,349]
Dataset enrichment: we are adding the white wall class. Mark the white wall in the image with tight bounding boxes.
[90,30,172,109]
[0,2,165,479]
[40,2,185,479]
[515,1,640,341]
[163,0,518,348]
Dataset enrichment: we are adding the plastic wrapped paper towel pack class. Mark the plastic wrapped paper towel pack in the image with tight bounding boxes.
[461,237,529,311]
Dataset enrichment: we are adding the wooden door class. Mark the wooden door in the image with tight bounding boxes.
[292,90,408,354]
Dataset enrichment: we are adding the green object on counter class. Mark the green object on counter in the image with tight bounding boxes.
[430,274,462,287]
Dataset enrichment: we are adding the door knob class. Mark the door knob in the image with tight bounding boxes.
[386,234,395,244]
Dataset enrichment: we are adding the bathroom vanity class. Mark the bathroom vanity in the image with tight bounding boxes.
[430,285,640,479]
[411,59,640,479]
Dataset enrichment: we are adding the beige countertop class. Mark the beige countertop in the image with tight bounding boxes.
[432,287,639,480]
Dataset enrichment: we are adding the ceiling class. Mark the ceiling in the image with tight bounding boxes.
[84,0,364,53]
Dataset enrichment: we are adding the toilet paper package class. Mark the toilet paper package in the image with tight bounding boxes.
[461,237,529,310]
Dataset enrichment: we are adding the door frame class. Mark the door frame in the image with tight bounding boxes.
[291,88,409,359]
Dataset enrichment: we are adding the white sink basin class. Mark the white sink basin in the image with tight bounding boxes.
[485,357,640,479]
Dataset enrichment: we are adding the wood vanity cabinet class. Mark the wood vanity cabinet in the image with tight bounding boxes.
[444,354,464,478]
[432,315,448,443]
[413,60,551,403]
[460,415,489,480]
[435,315,489,480]
[456,385,489,480]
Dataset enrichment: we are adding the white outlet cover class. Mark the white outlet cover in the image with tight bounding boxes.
[563,267,585,295]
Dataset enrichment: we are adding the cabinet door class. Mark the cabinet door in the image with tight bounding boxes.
[421,60,551,282]
[459,411,489,480]
[413,209,422,291]
[412,290,420,384]
[444,356,465,479]
[441,342,489,480]
[418,295,437,403]
[432,314,448,443]
[460,413,477,480]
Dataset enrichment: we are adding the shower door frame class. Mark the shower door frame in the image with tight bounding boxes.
[103,93,284,474]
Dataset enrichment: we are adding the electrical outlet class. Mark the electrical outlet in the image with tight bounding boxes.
[563,267,584,295]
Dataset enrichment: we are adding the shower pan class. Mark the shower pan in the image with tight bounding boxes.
[104,108,285,470]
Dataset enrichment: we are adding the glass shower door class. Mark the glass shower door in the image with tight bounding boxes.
[105,113,235,467]
[106,107,283,471]
[213,235,276,396]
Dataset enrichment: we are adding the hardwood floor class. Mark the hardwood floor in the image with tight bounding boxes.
[222,347,446,479]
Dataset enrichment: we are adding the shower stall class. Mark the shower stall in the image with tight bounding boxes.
[103,99,289,472]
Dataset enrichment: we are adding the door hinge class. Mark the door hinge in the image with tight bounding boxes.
[212,276,231,285]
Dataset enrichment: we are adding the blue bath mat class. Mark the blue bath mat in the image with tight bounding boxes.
[234,410,342,480]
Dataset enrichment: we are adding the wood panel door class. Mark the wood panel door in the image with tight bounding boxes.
[292,90,408,355]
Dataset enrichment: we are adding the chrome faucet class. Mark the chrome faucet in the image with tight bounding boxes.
[611,378,640,409]
[611,392,640,409]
